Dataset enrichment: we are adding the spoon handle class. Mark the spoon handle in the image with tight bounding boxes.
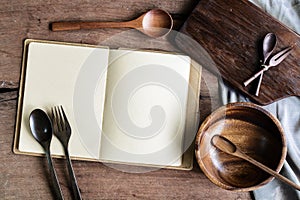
[45,150,64,200]
[64,148,82,200]
[255,73,264,96]
[235,150,300,191]
[51,21,136,31]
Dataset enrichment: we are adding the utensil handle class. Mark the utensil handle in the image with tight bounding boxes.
[243,68,265,86]
[255,73,264,96]
[65,149,82,200]
[239,152,300,191]
[51,21,134,31]
[45,151,64,200]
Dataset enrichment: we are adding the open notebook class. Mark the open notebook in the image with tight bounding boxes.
[13,39,201,170]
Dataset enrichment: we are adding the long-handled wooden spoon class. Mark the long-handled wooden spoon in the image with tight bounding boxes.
[51,9,173,38]
[211,135,300,191]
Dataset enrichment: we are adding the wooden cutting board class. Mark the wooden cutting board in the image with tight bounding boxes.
[176,0,300,105]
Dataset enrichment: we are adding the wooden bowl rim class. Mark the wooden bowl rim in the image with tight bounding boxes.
[195,102,287,191]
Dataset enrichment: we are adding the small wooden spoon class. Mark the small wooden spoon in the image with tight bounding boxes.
[211,135,300,191]
[51,9,173,38]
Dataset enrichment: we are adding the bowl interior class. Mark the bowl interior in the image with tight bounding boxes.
[195,103,286,191]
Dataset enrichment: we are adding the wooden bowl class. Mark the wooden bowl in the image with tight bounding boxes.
[195,102,287,191]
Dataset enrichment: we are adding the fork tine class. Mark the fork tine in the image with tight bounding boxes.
[54,106,63,132]
[270,46,293,65]
[57,106,63,129]
[59,105,71,131]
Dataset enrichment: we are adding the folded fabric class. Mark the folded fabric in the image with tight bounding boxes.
[218,1,300,199]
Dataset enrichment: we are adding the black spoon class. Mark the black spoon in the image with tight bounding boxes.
[29,109,64,200]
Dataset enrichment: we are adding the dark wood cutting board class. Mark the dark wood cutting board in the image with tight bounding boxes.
[176,0,300,105]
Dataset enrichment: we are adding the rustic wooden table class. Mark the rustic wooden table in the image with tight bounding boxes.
[0,0,252,199]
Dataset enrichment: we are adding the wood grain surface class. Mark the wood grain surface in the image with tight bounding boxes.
[177,0,300,105]
[0,0,251,199]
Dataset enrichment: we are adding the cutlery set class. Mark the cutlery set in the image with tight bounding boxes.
[243,32,293,96]
[29,106,82,200]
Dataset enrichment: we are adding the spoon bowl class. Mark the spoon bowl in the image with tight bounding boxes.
[140,9,173,38]
[29,109,53,144]
[51,9,173,38]
[262,33,277,63]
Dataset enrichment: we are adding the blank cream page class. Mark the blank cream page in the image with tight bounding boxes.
[18,41,109,159]
[100,49,191,166]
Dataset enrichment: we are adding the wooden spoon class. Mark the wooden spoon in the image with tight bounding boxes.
[211,135,300,191]
[51,9,173,38]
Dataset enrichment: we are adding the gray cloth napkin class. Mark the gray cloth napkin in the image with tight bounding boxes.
[218,0,300,199]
